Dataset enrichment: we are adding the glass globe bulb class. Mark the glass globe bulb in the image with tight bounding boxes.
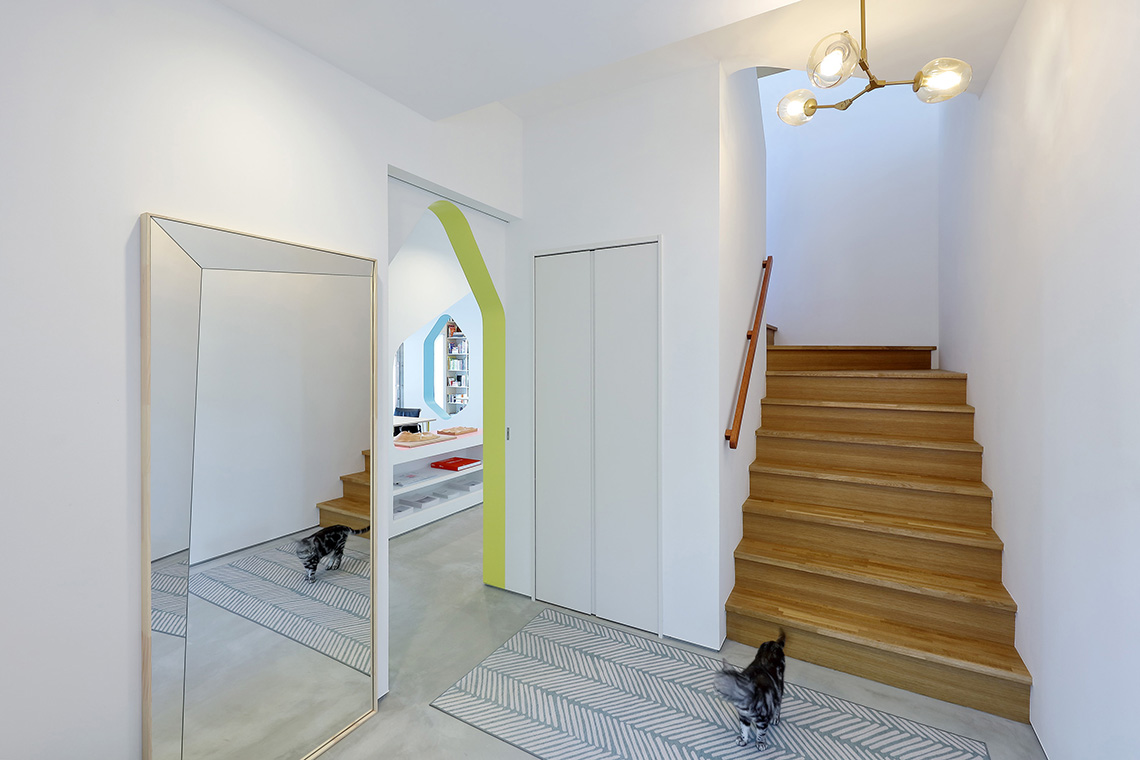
[807,32,861,88]
[777,89,817,126]
[915,58,973,103]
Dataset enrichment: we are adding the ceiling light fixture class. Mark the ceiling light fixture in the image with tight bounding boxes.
[778,0,972,126]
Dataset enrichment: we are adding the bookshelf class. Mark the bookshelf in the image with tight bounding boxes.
[445,320,469,414]
[391,432,483,536]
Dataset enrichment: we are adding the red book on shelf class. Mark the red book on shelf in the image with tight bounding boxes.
[430,456,480,471]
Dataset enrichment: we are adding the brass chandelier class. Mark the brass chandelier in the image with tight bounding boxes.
[777,0,972,126]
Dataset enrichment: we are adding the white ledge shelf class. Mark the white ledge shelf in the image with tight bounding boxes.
[391,432,483,465]
[393,463,484,496]
[391,487,483,537]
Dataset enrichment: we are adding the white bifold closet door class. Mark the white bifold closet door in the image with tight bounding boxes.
[534,242,659,633]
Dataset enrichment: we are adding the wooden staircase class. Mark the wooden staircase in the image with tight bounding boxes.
[316,449,371,532]
[727,346,1031,722]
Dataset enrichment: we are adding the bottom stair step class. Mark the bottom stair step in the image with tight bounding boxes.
[726,590,1031,722]
[317,497,371,532]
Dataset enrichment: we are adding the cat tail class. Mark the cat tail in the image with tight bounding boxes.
[352,525,371,535]
[713,662,754,706]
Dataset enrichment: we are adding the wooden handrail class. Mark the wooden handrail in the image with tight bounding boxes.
[725,256,773,449]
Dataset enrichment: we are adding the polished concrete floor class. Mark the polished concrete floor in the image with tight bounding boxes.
[154,532,373,760]
[324,506,1049,760]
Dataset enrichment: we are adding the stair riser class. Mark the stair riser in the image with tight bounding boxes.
[750,471,993,527]
[363,453,370,474]
[765,374,966,405]
[733,559,1014,645]
[762,403,975,441]
[342,479,370,502]
[319,509,370,532]
[725,612,1030,723]
[755,436,982,481]
[767,349,932,372]
[742,514,1003,581]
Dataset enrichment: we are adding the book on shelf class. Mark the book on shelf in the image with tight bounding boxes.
[430,456,480,471]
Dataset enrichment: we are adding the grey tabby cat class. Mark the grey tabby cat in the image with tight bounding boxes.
[295,524,369,582]
[713,631,786,750]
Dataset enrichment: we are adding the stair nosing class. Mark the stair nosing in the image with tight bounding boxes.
[734,540,1014,610]
[750,463,993,497]
[762,398,974,413]
[726,591,1030,684]
[317,496,369,517]
[340,471,371,485]
[743,498,1002,549]
[754,428,983,452]
[766,369,966,379]
[767,346,937,351]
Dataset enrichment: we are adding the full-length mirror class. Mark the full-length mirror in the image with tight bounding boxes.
[142,215,376,760]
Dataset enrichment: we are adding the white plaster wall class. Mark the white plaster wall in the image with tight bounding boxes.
[507,65,725,647]
[0,1,521,755]
[388,211,473,348]
[717,65,768,643]
[757,70,941,349]
[190,270,371,563]
[937,0,1140,755]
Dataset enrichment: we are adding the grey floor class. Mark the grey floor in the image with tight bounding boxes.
[154,532,373,760]
[323,506,1049,760]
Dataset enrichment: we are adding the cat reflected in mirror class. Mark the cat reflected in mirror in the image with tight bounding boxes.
[295,524,369,583]
[714,630,786,750]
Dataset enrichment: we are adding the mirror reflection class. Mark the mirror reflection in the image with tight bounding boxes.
[145,216,375,760]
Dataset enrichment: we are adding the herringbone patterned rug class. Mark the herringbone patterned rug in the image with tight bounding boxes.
[433,608,989,760]
[189,538,371,674]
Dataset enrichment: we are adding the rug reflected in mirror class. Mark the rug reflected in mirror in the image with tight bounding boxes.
[187,535,371,674]
[433,608,990,760]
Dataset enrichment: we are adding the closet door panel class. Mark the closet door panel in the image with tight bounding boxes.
[593,243,659,632]
[534,252,594,613]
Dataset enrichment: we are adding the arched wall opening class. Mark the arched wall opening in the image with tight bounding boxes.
[388,184,506,588]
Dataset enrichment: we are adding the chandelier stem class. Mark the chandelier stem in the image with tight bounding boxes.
[860,0,867,61]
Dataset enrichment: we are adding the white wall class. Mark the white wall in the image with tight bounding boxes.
[149,233,201,560]
[191,270,371,562]
[717,65,768,642]
[507,65,726,647]
[388,211,472,349]
[938,0,1140,755]
[0,1,521,755]
[757,70,941,348]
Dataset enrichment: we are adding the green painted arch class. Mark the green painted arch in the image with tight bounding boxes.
[426,200,506,589]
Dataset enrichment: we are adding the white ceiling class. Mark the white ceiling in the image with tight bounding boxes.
[214,0,1026,120]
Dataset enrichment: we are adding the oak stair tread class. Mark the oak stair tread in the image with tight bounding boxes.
[726,589,1030,683]
[750,462,993,498]
[735,538,1015,610]
[767,345,937,351]
[316,496,369,519]
[755,428,983,452]
[340,470,370,486]
[762,398,975,414]
[766,369,966,379]
[744,498,1002,549]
